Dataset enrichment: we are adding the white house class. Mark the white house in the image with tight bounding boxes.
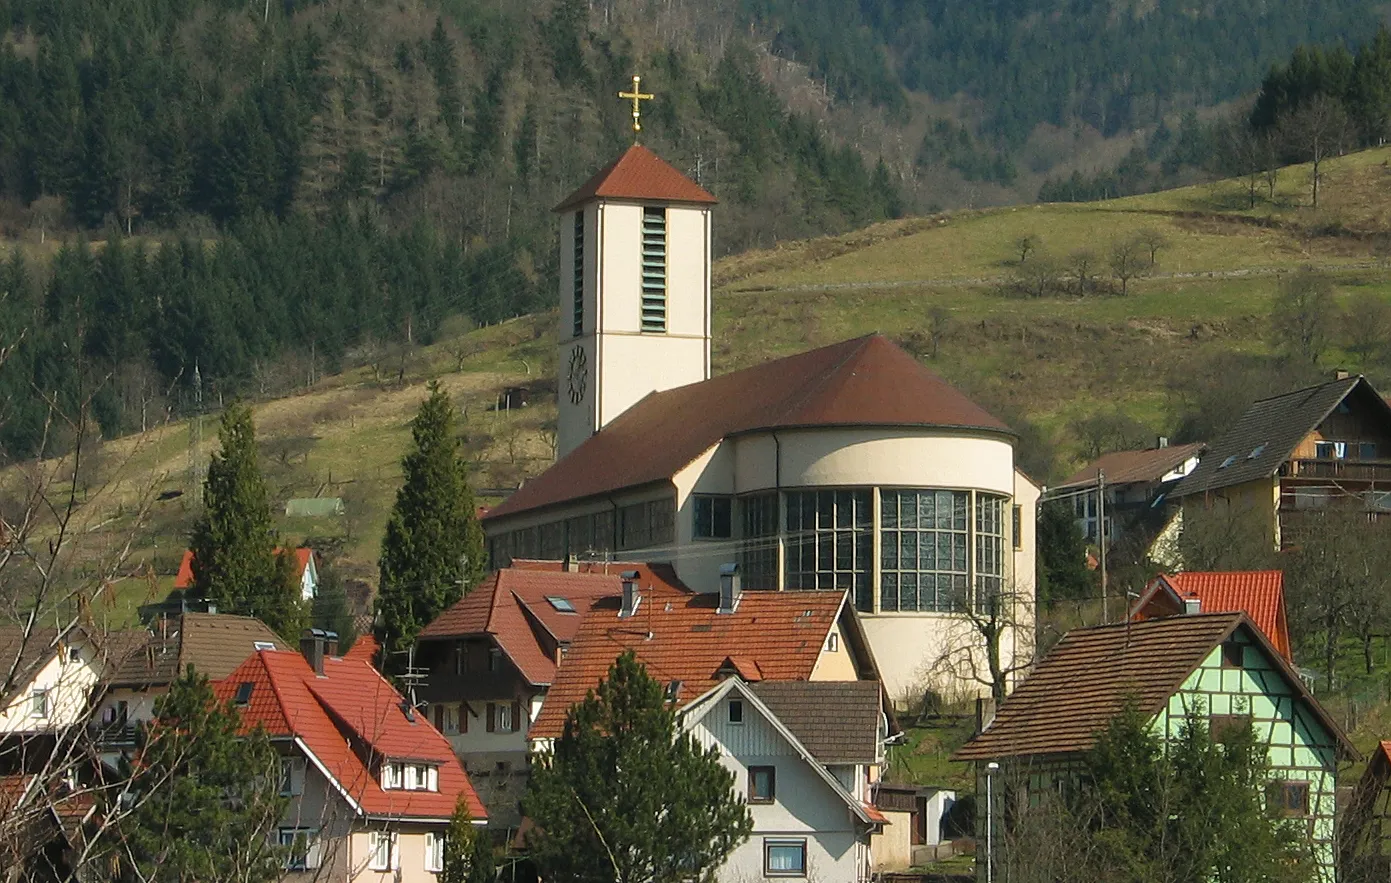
[483,143,1040,704]
[681,678,887,883]
[176,547,319,601]
[0,627,104,735]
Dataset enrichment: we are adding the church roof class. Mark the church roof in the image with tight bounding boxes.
[486,334,1012,521]
[553,144,717,212]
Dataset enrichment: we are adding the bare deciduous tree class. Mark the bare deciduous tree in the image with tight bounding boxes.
[928,577,1036,708]
[1270,267,1338,365]
[1067,249,1099,296]
[1108,237,1146,296]
[1015,234,1039,265]
[1279,95,1354,209]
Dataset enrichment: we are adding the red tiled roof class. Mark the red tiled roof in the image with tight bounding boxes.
[176,548,313,589]
[487,335,1011,520]
[1056,441,1206,490]
[416,562,672,686]
[862,802,890,825]
[553,144,716,212]
[1131,571,1291,662]
[531,585,851,739]
[214,650,485,821]
[343,633,379,665]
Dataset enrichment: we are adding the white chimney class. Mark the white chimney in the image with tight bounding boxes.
[619,570,640,618]
[718,563,741,614]
[1183,595,1201,615]
[1157,436,1169,449]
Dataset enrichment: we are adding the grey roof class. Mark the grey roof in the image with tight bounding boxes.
[751,681,882,764]
[1172,376,1388,497]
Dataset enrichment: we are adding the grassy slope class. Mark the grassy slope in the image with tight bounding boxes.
[26,145,1391,630]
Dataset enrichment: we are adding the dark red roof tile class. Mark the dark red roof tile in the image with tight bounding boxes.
[487,335,1011,520]
[553,145,716,212]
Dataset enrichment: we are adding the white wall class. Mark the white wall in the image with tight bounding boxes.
[0,641,101,733]
[691,694,868,883]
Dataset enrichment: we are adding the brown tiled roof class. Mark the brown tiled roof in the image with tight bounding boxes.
[752,681,883,764]
[416,562,637,686]
[553,144,716,212]
[1056,442,1206,490]
[1173,376,1391,497]
[109,613,285,686]
[1132,571,1292,662]
[531,585,866,739]
[0,628,60,703]
[953,612,1356,761]
[487,335,1012,520]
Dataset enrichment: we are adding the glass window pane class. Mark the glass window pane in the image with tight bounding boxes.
[901,492,917,528]
[882,573,899,611]
[882,492,898,528]
[900,573,919,612]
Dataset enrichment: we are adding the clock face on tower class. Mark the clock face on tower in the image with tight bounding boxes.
[567,345,589,404]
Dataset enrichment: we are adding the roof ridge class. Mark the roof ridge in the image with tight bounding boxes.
[1249,374,1359,406]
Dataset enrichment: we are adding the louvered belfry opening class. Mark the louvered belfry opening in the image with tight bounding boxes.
[572,210,585,337]
[640,206,667,332]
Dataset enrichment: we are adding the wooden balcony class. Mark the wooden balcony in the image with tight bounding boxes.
[1281,459,1391,482]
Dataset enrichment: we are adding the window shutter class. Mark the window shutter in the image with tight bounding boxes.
[434,704,444,730]
[487,703,495,732]
[460,703,469,734]
[512,700,522,733]
[391,832,401,871]
[305,831,322,870]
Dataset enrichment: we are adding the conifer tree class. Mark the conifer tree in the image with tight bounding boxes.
[522,652,752,883]
[190,402,307,639]
[376,382,484,662]
[112,668,286,883]
[441,796,495,883]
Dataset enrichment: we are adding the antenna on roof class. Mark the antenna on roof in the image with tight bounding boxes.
[392,645,428,709]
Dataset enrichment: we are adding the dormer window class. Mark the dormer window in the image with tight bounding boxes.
[381,762,403,790]
[384,761,439,792]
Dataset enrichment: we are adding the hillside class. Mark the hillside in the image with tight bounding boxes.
[21,143,1391,630]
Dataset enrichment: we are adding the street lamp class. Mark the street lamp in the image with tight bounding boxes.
[985,761,1000,883]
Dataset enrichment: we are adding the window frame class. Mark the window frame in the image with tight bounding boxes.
[764,839,807,877]
[425,830,445,874]
[880,489,971,614]
[278,827,319,871]
[1220,640,1244,669]
[368,831,398,871]
[640,206,667,333]
[496,701,514,734]
[1267,780,1311,818]
[748,766,776,804]
[693,495,734,540]
[30,689,49,719]
[728,699,744,725]
[280,757,306,797]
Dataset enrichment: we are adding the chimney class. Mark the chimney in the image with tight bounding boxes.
[1156,436,1169,449]
[718,563,741,614]
[1335,369,1352,380]
[300,628,326,676]
[619,570,640,618]
[975,696,997,734]
[1183,594,1201,615]
[324,631,339,658]
[564,555,579,573]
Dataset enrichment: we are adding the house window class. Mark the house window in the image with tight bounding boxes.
[539,521,565,559]
[1361,442,1378,460]
[572,210,585,337]
[785,490,872,612]
[67,646,82,663]
[382,762,403,790]
[640,207,667,332]
[1315,440,1346,459]
[764,839,807,877]
[436,703,460,735]
[253,641,276,651]
[280,757,306,796]
[1210,714,1252,744]
[279,828,320,871]
[234,682,254,706]
[488,647,502,672]
[1012,504,1023,550]
[405,764,419,790]
[368,831,398,871]
[455,643,470,675]
[489,701,519,733]
[728,700,744,725]
[1221,640,1244,669]
[749,766,776,804]
[738,493,780,590]
[425,831,445,874]
[975,494,1007,605]
[30,689,49,718]
[1267,781,1311,817]
[694,495,733,540]
[825,632,839,652]
[617,499,676,551]
[880,490,969,613]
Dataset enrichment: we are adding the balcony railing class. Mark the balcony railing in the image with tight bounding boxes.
[1281,458,1391,481]
[87,720,138,747]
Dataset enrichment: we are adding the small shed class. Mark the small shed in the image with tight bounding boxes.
[284,497,345,517]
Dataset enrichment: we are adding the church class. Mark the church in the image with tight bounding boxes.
[481,123,1039,704]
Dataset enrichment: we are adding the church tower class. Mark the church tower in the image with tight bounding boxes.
[553,141,716,458]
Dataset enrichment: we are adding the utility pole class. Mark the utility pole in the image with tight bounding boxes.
[1098,470,1108,623]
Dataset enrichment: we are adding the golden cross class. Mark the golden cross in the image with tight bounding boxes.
[617,75,654,140]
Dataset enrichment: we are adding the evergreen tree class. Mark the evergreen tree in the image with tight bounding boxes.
[309,550,358,653]
[1037,500,1094,606]
[112,668,286,883]
[190,402,307,639]
[522,651,752,883]
[441,796,494,883]
[376,381,484,662]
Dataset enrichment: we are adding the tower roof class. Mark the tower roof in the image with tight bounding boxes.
[487,334,1013,520]
[553,144,717,212]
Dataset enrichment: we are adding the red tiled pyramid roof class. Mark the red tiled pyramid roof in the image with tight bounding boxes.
[214,649,484,821]
[530,584,852,739]
[553,144,716,212]
[487,335,1012,520]
[1131,571,1291,662]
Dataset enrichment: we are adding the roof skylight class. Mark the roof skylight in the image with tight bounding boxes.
[546,596,577,613]
[234,682,254,705]
[1218,455,1238,469]
[1248,443,1267,459]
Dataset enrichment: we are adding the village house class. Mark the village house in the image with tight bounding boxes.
[1172,373,1391,551]
[0,627,104,738]
[89,612,286,764]
[481,144,1040,704]
[1129,570,1292,661]
[411,560,625,826]
[954,612,1355,881]
[213,630,486,882]
[1341,740,1391,878]
[175,547,320,601]
[1053,439,1204,548]
[524,569,910,879]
